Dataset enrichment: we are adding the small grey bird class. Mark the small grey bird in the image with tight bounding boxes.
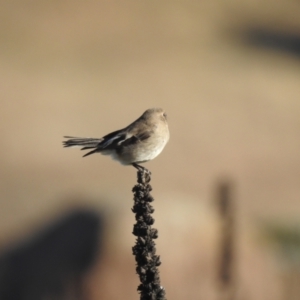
[63,108,169,171]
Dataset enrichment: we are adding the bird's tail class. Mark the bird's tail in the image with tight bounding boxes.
[63,136,102,149]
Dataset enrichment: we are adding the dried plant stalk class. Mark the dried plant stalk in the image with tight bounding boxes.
[132,169,166,300]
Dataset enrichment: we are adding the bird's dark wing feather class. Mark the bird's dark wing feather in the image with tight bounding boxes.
[118,131,152,147]
[99,129,127,149]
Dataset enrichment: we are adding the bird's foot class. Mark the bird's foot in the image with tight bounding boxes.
[132,163,152,183]
[132,163,151,174]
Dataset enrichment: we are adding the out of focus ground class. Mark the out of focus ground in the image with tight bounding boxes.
[0,1,300,299]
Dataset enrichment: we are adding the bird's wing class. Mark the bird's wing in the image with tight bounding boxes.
[118,131,152,147]
[81,129,127,157]
[97,129,127,149]
[81,128,153,157]
[77,129,126,151]
[83,129,153,158]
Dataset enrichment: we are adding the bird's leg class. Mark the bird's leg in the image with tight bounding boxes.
[132,163,151,184]
[132,163,151,175]
[132,163,145,172]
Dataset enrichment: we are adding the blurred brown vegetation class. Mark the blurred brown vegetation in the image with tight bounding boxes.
[0,0,300,299]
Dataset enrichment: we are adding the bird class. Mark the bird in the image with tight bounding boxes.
[63,108,169,172]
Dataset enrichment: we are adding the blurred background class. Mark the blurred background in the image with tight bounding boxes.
[0,0,300,299]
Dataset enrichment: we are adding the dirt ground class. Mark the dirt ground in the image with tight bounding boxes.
[0,1,300,299]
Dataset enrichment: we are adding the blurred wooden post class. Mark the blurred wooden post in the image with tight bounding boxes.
[216,180,236,300]
[281,269,300,300]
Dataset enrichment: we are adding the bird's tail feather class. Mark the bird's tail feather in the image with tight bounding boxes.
[63,136,102,148]
[82,148,99,157]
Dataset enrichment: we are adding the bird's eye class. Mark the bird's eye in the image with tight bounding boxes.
[163,113,167,119]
